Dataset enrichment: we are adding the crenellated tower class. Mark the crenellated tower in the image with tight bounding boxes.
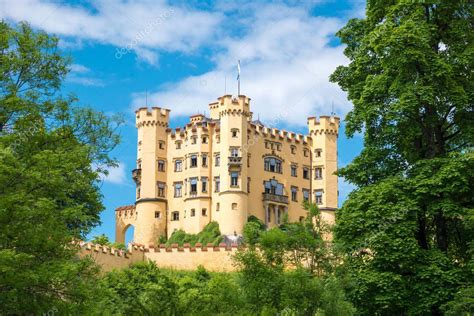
[307,115,340,225]
[211,95,251,236]
[132,107,170,245]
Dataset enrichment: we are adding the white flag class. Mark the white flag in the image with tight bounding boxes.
[237,60,241,80]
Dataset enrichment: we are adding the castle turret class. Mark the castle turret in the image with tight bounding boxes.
[211,95,251,236]
[307,115,340,225]
[133,107,170,245]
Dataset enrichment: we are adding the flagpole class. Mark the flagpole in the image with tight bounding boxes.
[237,60,241,96]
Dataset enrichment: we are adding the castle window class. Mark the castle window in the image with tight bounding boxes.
[265,141,269,149]
[264,157,282,173]
[201,177,208,193]
[175,160,182,172]
[159,141,165,149]
[303,167,309,179]
[174,182,182,197]
[155,211,161,219]
[202,154,208,167]
[302,189,309,202]
[247,177,251,193]
[215,155,220,167]
[202,136,208,144]
[264,179,284,195]
[191,209,196,217]
[231,128,239,138]
[291,186,298,202]
[176,141,182,149]
[291,145,296,154]
[304,149,309,157]
[216,135,220,143]
[157,182,165,197]
[137,159,142,169]
[202,208,207,216]
[191,136,197,144]
[291,165,297,177]
[315,149,322,158]
[190,155,198,168]
[315,167,323,180]
[137,184,141,199]
[314,190,323,205]
[231,172,239,187]
[276,143,281,151]
[232,203,238,210]
[230,147,239,157]
[171,211,179,221]
[190,177,198,195]
[214,177,220,192]
[158,160,165,172]
[216,202,220,211]
[247,154,251,167]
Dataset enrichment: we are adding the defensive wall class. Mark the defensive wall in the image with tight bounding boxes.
[77,242,239,272]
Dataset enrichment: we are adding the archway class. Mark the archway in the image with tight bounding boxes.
[124,224,135,245]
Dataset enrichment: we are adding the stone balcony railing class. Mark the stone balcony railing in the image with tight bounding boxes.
[132,168,141,183]
[262,192,289,204]
[228,156,242,165]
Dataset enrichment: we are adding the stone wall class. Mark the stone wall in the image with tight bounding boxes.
[144,243,238,272]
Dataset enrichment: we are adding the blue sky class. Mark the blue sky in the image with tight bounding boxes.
[1,0,364,241]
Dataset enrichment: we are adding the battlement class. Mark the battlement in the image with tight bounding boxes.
[307,116,340,136]
[135,106,170,128]
[190,114,206,123]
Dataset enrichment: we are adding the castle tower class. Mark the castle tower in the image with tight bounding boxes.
[307,115,340,225]
[132,107,170,245]
[211,95,251,236]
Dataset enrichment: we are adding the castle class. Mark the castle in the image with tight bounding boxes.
[115,95,339,246]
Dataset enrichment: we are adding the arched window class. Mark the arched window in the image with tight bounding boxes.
[264,157,282,173]
[231,128,239,138]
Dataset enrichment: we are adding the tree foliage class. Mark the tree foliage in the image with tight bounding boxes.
[165,221,223,246]
[0,22,122,314]
[331,1,473,314]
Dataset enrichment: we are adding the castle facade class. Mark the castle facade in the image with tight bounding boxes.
[115,95,339,246]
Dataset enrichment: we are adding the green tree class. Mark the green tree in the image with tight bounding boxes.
[95,262,179,315]
[0,22,122,314]
[330,1,473,314]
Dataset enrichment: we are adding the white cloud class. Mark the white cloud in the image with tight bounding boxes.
[132,3,352,126]
[66,63,104,87]
[0,0,222,64]
[69,63,90,73]
[102,162,127,185]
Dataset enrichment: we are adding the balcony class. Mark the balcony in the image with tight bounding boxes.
[132,168,141,183]
[228,156,242,165]
[228,156,242,171]
[262,192,289,204]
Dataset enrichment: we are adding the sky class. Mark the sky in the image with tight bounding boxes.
[1,0,364,242]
